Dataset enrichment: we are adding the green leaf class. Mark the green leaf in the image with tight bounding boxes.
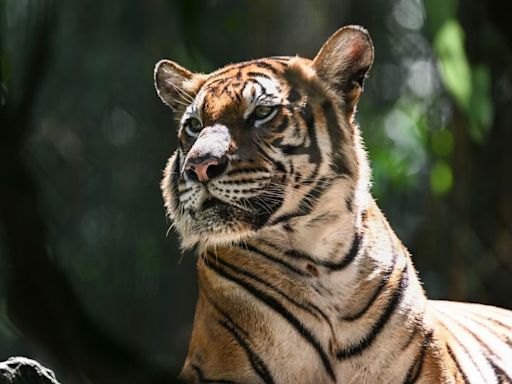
[430,160,453,195]
[434,19,472,111]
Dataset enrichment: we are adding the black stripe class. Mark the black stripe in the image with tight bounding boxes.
[254,60,280,74]
[489,359,512,383]
[250,78,269,96]
[220,186,272,195]
[269,177,335,226]
[227,167,268,176]
[247,71,271,79]
[322,101,352,176]
[271,104,321,178]
[247,203,279,230]
[273,160,286,174]
[266,60,288,69]
[287,88,301,103]
[260,136,277,152]
[261,59,288,70]
[205,59,283,84]
[218,319,275,384]
[301,104,321,173]
[321,232,363,271]
[402,326,420,351]
[306,212,338,226]
[205,77,229,88]
[273,141,305,155]
[443,311,512,382]
[206,63,249,80]
[269,210,306,226]
[208,254,329,322]
[204,262,336,382]
[201,289,274,383]
[469,312,512,342]
[345,190,354,212]
[219,81,233,95]
[284,225,364,272]
[201,288,250,337]
[343,249,396,320]
[217,177,270,185]
[403,331,433,384]
[440,316,490,382]
[446,344,469,384]
[468,315,512,348]
[336,263,409,359]
[270,177,332,224]
[242,244,307,276]
[178,186,192,195]
[274,115,290,133]
[254,141,277,166]
[343,222,399,320]
[297,177,332,212]
[171,151,181,212]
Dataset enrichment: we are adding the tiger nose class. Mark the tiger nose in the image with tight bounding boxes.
[184,156,228,183]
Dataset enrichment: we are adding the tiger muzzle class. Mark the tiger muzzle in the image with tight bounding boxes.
[182,124,232,183]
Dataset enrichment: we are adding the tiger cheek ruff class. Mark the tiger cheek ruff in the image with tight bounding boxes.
[154,26,512,384]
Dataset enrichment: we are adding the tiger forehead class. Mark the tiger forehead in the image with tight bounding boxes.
[206,58,289,87]
[197,60,288,120]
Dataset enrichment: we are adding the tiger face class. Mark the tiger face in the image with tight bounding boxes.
[155,26,374,250]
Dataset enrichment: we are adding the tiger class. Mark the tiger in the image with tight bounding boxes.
[154,25,512,383]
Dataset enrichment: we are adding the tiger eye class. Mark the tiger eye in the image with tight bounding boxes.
[186,118,203,134]
[253,105,274,119]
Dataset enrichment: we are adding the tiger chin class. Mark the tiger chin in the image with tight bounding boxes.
[155,26,512,384]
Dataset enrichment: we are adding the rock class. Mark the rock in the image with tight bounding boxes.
[0,357,61,384]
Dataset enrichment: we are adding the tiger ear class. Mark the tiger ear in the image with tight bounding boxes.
[312,25,374,111]
[154,59,199,111]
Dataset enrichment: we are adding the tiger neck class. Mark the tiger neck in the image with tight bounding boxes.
[256,186,371,263]
[201,194,425,312]
[197,195,429,381]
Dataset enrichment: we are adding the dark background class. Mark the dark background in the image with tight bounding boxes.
[1,0,511,382]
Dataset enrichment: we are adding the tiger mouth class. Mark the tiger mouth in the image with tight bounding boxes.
[200,197,243,217]
[186,193,282,232]
[202,197,227,210]
[187,196,249,220]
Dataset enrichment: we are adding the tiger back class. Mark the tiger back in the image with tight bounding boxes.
[154,26,512,383]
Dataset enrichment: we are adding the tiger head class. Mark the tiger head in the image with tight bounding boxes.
[155,26,374,250]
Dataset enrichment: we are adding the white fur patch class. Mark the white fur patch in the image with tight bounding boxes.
[242,77,283,119]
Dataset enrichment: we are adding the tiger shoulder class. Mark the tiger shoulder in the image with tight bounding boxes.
[154,25,512,383]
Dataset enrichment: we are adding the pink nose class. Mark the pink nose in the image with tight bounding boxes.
[184,158,220,183]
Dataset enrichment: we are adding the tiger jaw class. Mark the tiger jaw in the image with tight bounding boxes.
[174,200,274,249]
[166,164,285,248]
[185,201,258,248]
